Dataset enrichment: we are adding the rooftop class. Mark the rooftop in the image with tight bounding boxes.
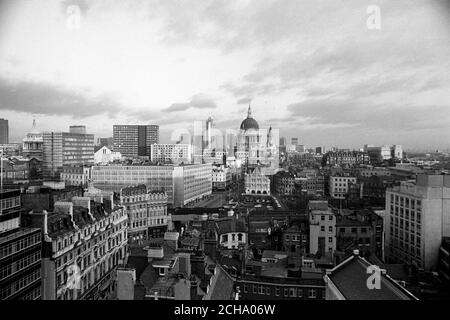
[325,252,418,300]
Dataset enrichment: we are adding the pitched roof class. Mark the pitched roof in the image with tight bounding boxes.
[325,253,418,300]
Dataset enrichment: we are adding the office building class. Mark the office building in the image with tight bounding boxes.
[384,175,450,270]
[69,126,86,135]
[91,164,212,207]
[42,129,94,179]
[291,137,298,146]
[0,190,42,300]
[173,164,212,207]
[322,150,370,167]
[113,125,159,158]
[150,144,192,164]
[0,119,8,144]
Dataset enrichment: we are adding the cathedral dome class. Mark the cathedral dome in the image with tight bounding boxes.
[240,106,259,131]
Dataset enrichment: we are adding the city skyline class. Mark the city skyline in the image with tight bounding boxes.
[1,0,449,150]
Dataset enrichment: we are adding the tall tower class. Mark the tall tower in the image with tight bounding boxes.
[0,119,8,144]
[205,117,213,149]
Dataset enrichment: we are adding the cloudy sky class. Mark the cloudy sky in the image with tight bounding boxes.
[0,0,449,151]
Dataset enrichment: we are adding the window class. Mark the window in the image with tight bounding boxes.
[329,226,333,233]
[320,226,325,232]
[289,287,296,297]
[328,237,333,243]
[275,288,280,296]
[321,215,325,221]
[297,288,303,298]
[222,235,228,243]
[329,215,333,221]
[309,289,316,298]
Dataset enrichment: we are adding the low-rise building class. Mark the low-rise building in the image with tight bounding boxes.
[282,224,309,255]
[212,165,231,191]
[217,214,247,250]
[273,171,295,195]
[329,175,357,199]
[119,185,169,241]
[60,165,91,187]
[336,210,383,259]
[94,146,122,165]
[309,200,336,256]
[324,250,417,300]
[237,254,325,300]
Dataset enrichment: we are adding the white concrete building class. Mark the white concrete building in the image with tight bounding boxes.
[329,176,357,199]
[212,165,231,190]
[150,144,192,164]
[94,146,122,165]
[309,200,336,256]
[173,164,212,207]
[385,174,450,270]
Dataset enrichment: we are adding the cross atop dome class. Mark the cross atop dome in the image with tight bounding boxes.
[240,104,259,130]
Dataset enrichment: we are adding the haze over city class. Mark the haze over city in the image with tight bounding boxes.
[0,0,449,150]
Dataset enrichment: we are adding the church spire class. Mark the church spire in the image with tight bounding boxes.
[247,104,252,118]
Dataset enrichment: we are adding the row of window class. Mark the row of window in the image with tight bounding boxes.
[221,233,244,243]
[0,196,21,211]
[0,233,41,260]
[56,213,127,252]
[0,251,41,280]
[130,218,166,229]
[0,269,40,300]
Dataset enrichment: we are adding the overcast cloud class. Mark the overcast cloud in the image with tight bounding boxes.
[0,0,449,150]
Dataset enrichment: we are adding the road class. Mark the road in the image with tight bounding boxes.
[187,190,230,208]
